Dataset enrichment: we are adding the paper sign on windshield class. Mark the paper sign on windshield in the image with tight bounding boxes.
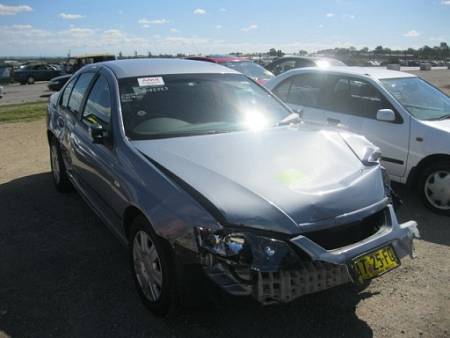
[138,77,165,87]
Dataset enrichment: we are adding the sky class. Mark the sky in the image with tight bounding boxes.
[0,0,450,57]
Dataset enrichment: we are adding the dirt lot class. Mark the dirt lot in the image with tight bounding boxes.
[409,69,450,95]
[0,78,449,337]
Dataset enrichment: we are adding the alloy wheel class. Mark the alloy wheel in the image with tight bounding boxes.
[132,231,164,302]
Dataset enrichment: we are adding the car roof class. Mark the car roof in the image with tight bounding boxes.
[187,55,249,63]
[98,58,240,79]
[275,56,338,61]
[284,66,417,80]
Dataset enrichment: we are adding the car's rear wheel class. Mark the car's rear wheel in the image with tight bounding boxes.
[50,140,72,193]
[129,216,179,316]
[27,76,35,84]
[419,161,450,215]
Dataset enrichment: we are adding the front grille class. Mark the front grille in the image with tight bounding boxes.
[303,209,387,250]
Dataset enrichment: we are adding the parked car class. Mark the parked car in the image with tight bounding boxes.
[48,54,116,91]
[47,74,73,91]
[186,55,275,84]
[0,85,3,98]
[14,63,62,84]
[47,59,419,315]
[267,67,450,214]
[266,56,346,76]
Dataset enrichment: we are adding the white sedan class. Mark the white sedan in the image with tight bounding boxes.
[267,67,450,215]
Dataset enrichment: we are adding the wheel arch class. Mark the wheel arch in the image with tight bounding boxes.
[47,130,55,145]
[407,153,450,186]
[123,205,150,241]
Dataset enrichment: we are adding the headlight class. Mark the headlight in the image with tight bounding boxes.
[195,226,248,258]
[195,226,299,271]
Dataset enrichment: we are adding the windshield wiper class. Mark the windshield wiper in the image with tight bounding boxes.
[277,110,303,126]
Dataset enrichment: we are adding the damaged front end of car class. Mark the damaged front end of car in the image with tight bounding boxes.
[195,203,419,305]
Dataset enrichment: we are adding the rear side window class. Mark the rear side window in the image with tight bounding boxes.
[67,72,95,115]
[272,60,296,75]
[82,75,112,128]
[273,74,322,107]
[272,78,293,101]
[61,76,77,107]
[295,59,315,68]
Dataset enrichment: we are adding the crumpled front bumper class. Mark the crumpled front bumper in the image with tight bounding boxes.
[200,205,420,305]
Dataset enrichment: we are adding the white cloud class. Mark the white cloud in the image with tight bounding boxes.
[170,28,179,33]
[138,18,169,25]
[0,3,32,16]
[215,24,223,29]
[241,24,258,32]
[326,13,335,18]
[193,8,206,16]
[343,14,355,19]
[219,8,227,12]
[429,36,447,42]
[318,24,324,28]
[12,24,32,29]
[59,13,85,20]
[404,30,420,37]
[138,18,170,28]
[441,1,450,5]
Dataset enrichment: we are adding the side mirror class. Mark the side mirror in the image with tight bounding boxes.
[88,124,108,144]
[376,109,396,122]
[293,107,304,118]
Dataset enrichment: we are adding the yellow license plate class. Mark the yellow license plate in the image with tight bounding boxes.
[352,246,399,282]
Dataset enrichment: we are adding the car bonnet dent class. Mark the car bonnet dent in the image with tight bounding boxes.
[132,125,387,234]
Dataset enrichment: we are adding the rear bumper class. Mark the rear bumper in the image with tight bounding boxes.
[201,205,419,304]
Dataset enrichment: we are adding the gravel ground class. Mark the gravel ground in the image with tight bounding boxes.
[0,70,449,338]
[408,70,450,95]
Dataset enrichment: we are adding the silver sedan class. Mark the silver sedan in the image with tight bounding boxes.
[47,58,419,315]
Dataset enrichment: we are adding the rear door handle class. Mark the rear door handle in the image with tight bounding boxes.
[327,118,341,125]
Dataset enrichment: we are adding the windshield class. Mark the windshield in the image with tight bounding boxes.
[381,77,450,120]
[119,73,290,140]
[222,61,275,81]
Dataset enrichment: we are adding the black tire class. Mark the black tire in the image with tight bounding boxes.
[27,76,35,84]
[49,140,73,193]
[128,216,179,316]
[418,160,450,216]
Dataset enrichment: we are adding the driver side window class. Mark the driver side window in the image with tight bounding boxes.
[82,75,112,128]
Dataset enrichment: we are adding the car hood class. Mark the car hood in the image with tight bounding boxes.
[132,126,386,235]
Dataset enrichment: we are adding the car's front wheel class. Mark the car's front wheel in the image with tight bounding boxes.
[27,76,35,84]
[129,216,178,316]
[50,140,72,193]
[419,161,450,215]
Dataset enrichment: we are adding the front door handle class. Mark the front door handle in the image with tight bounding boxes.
[57,116,65,128]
